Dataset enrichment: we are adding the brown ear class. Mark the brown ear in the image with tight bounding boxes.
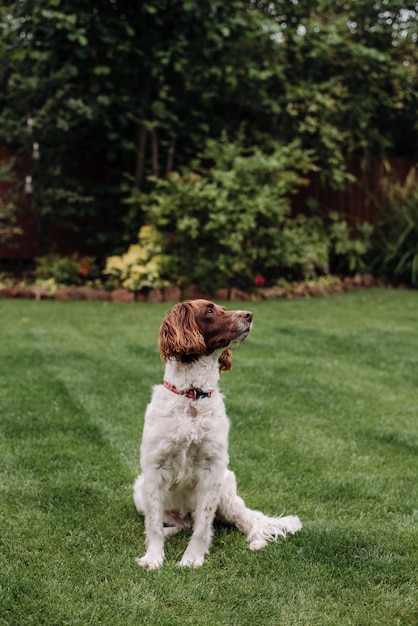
[158,302,206,361]
[219,349,232,372]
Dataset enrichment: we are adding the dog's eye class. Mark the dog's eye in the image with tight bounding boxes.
[206,307,214,315]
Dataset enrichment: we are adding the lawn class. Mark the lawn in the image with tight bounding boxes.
[0,289,417,626]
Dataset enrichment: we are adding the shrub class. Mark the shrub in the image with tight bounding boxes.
[34,253,98,286]
[0,158,22,244]
[328,211,374,275]
[103,225,168,292]
[143,133,328,290]
[368,166,418,286]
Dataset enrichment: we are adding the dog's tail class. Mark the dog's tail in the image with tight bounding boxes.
[217,470,302,550]
[245,510,302,550]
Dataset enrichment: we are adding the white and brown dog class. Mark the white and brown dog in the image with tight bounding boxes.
[133,299,301,569]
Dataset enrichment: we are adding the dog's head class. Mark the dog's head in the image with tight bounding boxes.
[158,299,253,371]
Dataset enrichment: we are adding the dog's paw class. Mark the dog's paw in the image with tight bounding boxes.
[248,537,268,551]
[281,515,303,535]
[135,552,164,570]
[178,551,205,568]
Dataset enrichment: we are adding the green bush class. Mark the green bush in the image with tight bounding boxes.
[0,158,22,244]
[328,211,374,275]
[369,166,418,286]
[34,253,98,286]
[143,134,331,290]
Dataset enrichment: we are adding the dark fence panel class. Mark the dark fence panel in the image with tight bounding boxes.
[293,157,416,227]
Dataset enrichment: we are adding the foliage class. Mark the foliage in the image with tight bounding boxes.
[369,166,418,286]
[143,134,329,289]
[328,211,374,275]
[0,157,22,243]
[0,1,257,253]
[1,293,417,624]
[34,253,98,286]
[0,271,15,288]
[271,213,330,281]
[103,225,168,292]
[0,1,416,253]
[143,134,375,290]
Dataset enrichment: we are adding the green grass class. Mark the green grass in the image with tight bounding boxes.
[1,290,417,625]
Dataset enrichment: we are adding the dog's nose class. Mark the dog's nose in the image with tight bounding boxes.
[242,311,253,322]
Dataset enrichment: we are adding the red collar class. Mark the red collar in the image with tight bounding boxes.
[163,381,213,400]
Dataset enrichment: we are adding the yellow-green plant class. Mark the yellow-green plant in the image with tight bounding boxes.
[103,225,168,291]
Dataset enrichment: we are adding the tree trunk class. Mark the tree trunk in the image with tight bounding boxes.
[134,124,147,189]
[166,137,176,178]
[150,127,159,177]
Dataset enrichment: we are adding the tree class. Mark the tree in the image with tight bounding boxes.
[1,1,144,251]
[0,0,416,255]
[0,1,259,252]
[244,1,418,183]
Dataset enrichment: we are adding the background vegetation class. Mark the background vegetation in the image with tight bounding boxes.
[0,1,417,276]
[1,291,417,625]
[368,164,418,286]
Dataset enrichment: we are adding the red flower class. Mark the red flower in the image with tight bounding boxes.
[254,274,266,286]
[79,261,91,277]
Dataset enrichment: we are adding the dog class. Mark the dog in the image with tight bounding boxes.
[133,299,302,569]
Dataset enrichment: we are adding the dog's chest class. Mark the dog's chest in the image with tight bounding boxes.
[148,403,226,463]
[168,409,218,453]
[160,412,224,483]
[142,390,230,482]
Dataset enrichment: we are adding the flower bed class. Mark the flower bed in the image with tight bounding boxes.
[0,273,406,303]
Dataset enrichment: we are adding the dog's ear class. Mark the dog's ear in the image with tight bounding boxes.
[158,302,206,361]
[218,349,232,372]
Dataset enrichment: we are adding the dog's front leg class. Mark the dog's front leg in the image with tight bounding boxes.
[179,476,221,568]
[135,478,165,570]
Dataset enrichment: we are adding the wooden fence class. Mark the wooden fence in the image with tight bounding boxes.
[0,149,416,262]
[292,157,416,227]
